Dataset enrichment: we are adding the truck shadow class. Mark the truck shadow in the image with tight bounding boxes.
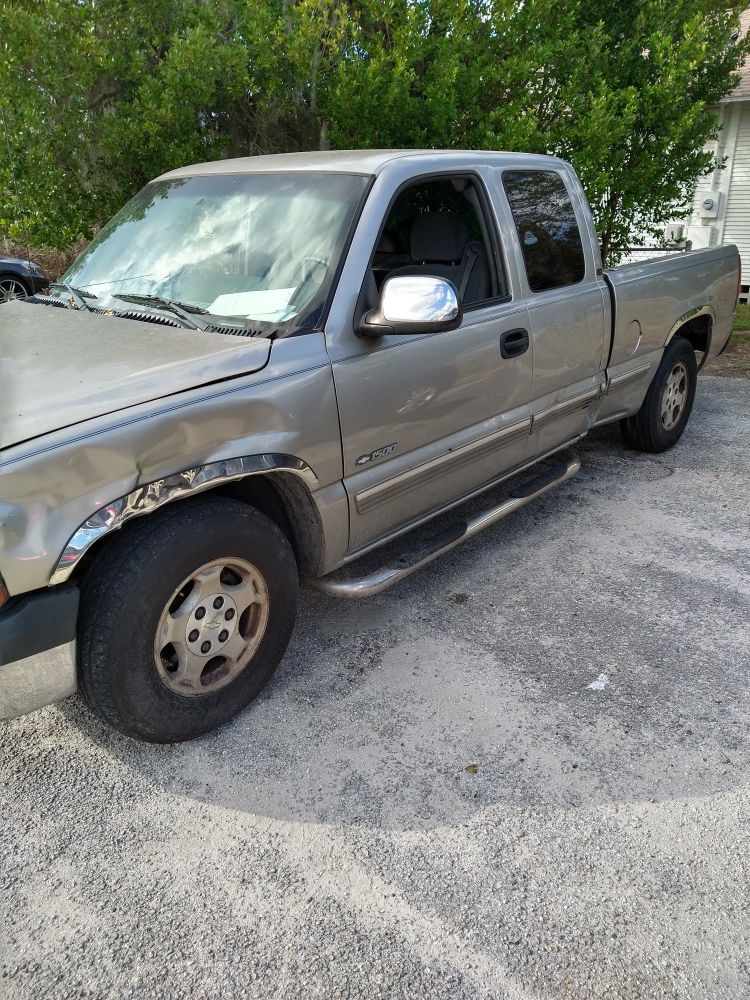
[57,393,750,833]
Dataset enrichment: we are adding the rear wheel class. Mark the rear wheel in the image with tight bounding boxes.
[78,497,298,742]
[620,336,697,453]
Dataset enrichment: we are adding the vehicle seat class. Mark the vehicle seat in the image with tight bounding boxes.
[516,221,560,289]
[387,212,491,304]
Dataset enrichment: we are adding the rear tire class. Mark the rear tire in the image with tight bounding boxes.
[620,336,697,453]
[78,497,298,743]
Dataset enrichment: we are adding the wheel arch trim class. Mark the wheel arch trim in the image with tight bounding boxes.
[665,304,715,341]
[665,304,715,366]
[49,454,319,586]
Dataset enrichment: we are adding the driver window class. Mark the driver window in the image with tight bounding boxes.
[371,176,505,308]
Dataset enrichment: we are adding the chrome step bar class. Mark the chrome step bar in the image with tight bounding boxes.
[306,450,581,599]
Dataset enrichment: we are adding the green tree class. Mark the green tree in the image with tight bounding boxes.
[0,0,101,245]
[0,0,248,246]
[1,0,748,260]
[324,0,750,261]
[554,0,750,261]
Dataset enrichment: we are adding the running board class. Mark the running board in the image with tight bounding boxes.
[306,450,581,599]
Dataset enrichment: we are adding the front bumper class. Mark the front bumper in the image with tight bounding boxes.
[0,586,79,719]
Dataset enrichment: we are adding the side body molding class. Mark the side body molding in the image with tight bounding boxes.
[50,454,319,586]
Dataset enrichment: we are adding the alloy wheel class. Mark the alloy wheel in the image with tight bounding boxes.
[660,361,689,431]
[154,557,270,697]
[0,277,29,303]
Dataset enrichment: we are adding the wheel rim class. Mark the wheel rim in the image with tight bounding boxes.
[0,277,28,303]
[154,557,270,697]
[660,361,689,431]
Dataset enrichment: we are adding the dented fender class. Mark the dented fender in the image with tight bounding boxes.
[0,336,348,596]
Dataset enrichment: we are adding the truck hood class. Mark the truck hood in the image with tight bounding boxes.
[0,301,271,449]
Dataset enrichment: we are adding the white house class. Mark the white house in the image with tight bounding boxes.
[683,9,750,302]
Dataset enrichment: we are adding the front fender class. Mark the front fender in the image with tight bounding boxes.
[0,335,346,594]
[49,454,320,585]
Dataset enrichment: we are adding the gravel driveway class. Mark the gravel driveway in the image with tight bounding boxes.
[1,375,749,1000]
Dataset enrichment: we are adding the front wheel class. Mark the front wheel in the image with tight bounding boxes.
[0,274,30,303]
[77,497,298,742]
[620,336,697,453]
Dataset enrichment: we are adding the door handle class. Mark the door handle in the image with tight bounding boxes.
[499,328,530,359]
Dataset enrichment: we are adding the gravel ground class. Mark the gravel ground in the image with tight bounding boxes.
[1,375,749,1000]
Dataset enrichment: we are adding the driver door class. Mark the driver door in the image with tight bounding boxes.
[330,172,535,553]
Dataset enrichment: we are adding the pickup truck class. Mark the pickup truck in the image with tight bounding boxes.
[0,150,740,742]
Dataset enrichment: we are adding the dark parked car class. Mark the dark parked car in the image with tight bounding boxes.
[0,256,49,301]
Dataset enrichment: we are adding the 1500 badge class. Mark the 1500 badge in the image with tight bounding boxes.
[355,443,398,466]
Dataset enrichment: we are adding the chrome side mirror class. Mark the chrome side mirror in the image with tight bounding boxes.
[358,274,462,337]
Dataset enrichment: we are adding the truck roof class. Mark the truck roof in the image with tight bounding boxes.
[157,149,565,180]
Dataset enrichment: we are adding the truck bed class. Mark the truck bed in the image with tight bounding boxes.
[605,244,739,369]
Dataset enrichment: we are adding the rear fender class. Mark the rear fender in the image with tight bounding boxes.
[664,305,714,369]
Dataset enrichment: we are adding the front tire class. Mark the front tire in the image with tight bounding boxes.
[620,336,697,453]
[78,498,298,743]
[0,274,31,302]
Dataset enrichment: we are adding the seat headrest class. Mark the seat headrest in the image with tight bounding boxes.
[410,213,470,263]
[377,231,397,254]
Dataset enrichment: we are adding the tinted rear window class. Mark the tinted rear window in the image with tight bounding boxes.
[502,170,586,292]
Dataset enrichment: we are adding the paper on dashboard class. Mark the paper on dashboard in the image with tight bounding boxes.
[209,287,297,320]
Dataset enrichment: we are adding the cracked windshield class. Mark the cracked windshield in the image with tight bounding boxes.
[61,172,369,331]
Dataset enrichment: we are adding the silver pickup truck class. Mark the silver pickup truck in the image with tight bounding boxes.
[0,150,740,742]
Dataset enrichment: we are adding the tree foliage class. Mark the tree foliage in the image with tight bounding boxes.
[1,0,748,260]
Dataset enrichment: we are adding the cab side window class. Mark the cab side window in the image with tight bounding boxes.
[502,170,586,292]
[371,176,506,307]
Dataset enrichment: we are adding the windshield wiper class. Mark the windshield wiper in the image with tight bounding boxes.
[49,282,97,312]
[111,293,209,330]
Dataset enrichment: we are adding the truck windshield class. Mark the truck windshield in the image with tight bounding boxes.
[61,172,370,332]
